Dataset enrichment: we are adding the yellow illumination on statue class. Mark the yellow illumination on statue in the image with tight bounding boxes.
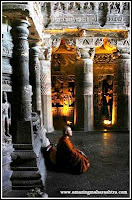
[104,119,112,125]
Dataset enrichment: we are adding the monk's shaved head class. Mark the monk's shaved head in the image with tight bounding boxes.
[63,126,70,134]
[63,126,72,137]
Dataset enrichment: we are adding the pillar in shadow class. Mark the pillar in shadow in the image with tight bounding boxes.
[30,43,41,115]
[10,19,46,195]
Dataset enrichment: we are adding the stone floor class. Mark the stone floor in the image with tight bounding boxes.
[45,130,130,198]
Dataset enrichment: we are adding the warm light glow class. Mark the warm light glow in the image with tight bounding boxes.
[112,105,115,125]
[104,120,112,125]
[104,129,108,132]
[43,28,80,34]
[67,121,72,125]
[112,97,117,125]
[43,28,128,38]
[88,29,127,33]
[63,104,69,116]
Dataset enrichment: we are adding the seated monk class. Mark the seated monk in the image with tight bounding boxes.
[56,126,90,174]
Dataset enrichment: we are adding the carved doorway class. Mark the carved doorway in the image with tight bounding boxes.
[93,37,118,128]
[51,39,76,130]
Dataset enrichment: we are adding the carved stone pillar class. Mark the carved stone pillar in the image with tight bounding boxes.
[10,19,45,194]
[79,47,95,132]
[11,19,33,144]
[40,46,54,133]
[75,57,84,130]
[30,43,41,115]
[117,38,130,130]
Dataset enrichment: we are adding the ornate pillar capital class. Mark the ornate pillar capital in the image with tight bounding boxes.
[30,43,40,56]
[78,47,95,60]
[76,37,95,60]
[39,45,52,61]
[11,19,30,40]
[117,38,130,59]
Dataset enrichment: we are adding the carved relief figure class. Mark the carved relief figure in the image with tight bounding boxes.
[102,75,113,120]
[2,91,11,142]
[84,2,93,11]
[109,2,120,14]
[123,2,129,11]
[52,54,61,71]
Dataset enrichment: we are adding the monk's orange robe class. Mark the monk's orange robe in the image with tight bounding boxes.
[56,136,90,174]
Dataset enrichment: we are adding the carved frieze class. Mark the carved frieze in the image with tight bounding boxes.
[98,2,108,27]
[42,2,129,29]
[2,40,13,58]
[109,38,117,46]
[65,38,76,46]
[117,38,130,55]
[2,2,130,31]
[2,21,13,77]
[105,2,125,28]
[109,2,120,14]
[76,38,94,48]
[122,2,130,27]
[94,37,104,46]
[94,53,118,63]
[2,74,12,92]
